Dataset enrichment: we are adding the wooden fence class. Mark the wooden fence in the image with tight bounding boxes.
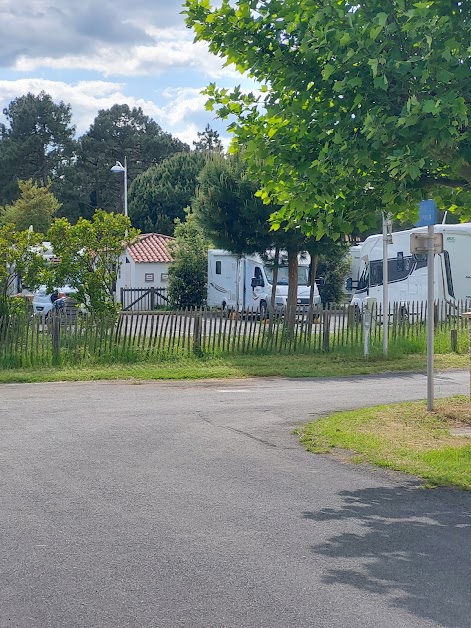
[0,300,470,369]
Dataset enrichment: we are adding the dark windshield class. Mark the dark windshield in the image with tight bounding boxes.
[265,266,309,286]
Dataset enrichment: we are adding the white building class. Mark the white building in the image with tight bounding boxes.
[116,233,174,310]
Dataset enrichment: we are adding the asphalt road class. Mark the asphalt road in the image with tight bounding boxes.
[1,371,470,628]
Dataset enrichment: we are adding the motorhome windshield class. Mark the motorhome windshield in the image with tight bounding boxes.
[265,265,309,286]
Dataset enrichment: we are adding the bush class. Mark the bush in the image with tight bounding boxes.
[168,212,208,309]
[6,295,33,317]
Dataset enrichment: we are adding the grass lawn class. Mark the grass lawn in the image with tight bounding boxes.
[299,396,471,490]
[0,351,467,384]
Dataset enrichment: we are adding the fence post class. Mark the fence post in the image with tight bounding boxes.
[363,303,372,357]
[347,304,355,328]
[462,313,471,408]
[451,329,458,353]
[193,310,202,355]
[51,312,61,365]
[120,288,124,310]
[150,287,155,311]
[322,308,330,351]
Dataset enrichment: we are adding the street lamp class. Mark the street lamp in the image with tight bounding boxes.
[110,156,128,218]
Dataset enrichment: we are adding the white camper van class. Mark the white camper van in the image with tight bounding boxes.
[349,223,471,310]
[345,244,363,299]
[207,250,322,316]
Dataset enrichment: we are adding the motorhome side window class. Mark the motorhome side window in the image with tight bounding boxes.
[215,261,222,275]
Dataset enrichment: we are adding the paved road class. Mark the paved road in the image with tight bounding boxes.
[1,371,470,628]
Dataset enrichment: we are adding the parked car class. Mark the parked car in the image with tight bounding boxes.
[32,286,76,318]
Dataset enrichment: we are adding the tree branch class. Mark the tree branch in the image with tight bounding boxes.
[419,177,471,190]
[458,163,471,184]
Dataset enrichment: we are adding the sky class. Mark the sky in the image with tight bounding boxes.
[0,0,256,147]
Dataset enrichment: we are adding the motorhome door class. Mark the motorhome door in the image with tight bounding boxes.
[245,260,265,311]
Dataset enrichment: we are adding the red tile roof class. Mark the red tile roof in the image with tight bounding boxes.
[127,233,174,263]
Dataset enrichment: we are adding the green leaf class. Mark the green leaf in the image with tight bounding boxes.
[373,75,389,90]
[369,25,383,41]
[376,12,388,27]
[422,100,440,114]
[368,58,379,77]
[322,64,335,81]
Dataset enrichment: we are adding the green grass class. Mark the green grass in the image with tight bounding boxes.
[299,396,471,490]
[0,351,467,384]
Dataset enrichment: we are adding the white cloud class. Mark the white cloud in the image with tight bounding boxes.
[0,0,259,150]
[14,38,237,80]
[160,88,207,126]
[0,79,232,146]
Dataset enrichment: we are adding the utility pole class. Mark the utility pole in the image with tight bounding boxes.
[382,213,392,355]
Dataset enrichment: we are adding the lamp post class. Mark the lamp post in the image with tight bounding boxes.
[110,157,128,218]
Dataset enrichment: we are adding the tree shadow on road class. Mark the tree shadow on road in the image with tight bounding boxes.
[303,483,471,627]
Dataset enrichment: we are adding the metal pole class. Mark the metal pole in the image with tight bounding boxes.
[382,214,389,355]
[427,224,434,411]
[363,303,371,357]
[124,156,128,218]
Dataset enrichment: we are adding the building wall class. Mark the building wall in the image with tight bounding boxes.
[133,262,169,289]
[115,254,170,308]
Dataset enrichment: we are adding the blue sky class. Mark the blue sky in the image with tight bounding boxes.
[0,0,255,147]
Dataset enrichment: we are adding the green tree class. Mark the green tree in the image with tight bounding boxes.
[0,92,76,205]
[193,152,274,254]
[193,152,318,328]
[168,211,208,308]
[47,210,139,313]
[1,179,61,233]
[193,124,224,153]
[56,104,189,221]
[129,151,208,234]
[185,0,471,236]
[0,225,46,316]
[315,242,350,305]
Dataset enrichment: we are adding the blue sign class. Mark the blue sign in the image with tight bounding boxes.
[416,199,438,227]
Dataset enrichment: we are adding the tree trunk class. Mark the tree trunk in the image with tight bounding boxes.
[286,248,298,332]
[270,246,280,314]
[269,247,280,333]
[95,167,100,209]
[41,145,48,187]
[308,254,318,314]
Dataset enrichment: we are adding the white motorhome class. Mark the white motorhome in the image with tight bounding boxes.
[207,250,322,316]
[349,223,471,310]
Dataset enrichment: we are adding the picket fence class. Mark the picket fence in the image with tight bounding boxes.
[0,300,470,368]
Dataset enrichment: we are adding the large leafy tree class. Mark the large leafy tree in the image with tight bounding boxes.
[0,225,46,316]
[185,0,471,236]
[0,92,76,205]
[193,152,327,327]
[129,151,208,234]
[56,104,189,221]
[1,179,61,234]
[47,210,139,313]
[193,152,274,254]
